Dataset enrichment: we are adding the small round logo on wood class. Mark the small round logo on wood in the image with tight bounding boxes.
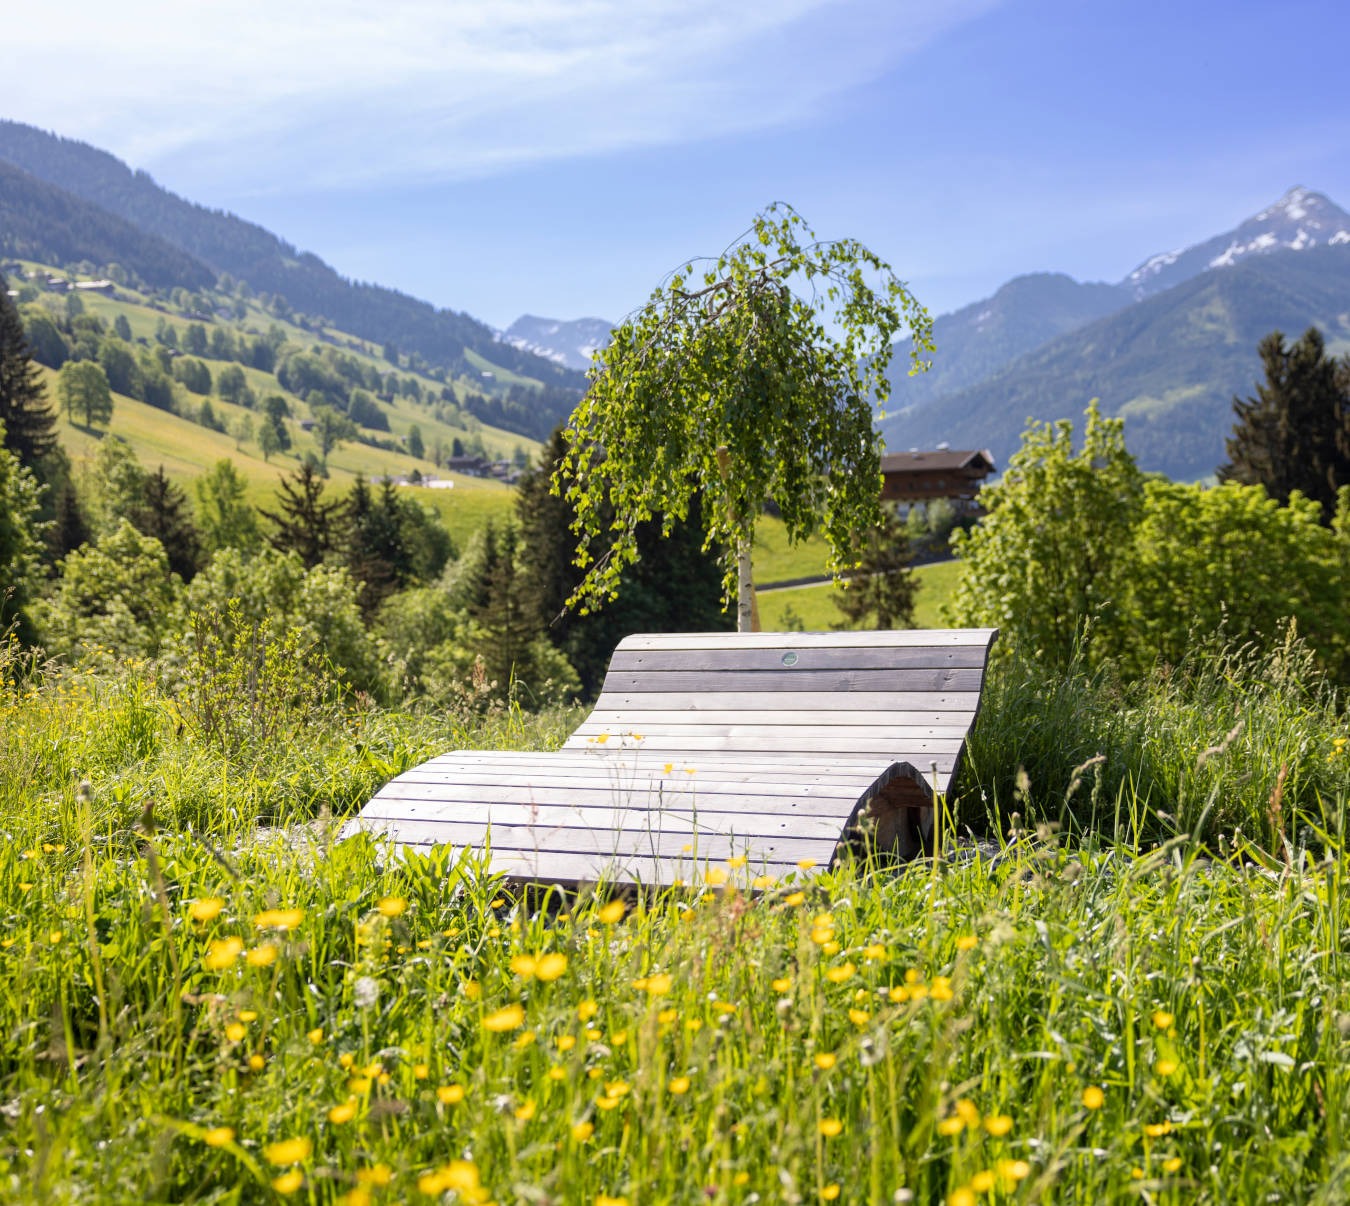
[781,651,799,666]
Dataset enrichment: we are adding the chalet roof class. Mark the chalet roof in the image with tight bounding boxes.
[879,449,995,475]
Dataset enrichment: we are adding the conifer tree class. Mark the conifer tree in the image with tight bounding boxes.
[133,466,202,582]
[0,273,58,469]
[345,476,411,618]
[260,462,349,568]
[1220,327,1350,523]
[832,506,917,630]
[516,427,730,695]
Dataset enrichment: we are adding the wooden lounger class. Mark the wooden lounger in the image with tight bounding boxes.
[342,628,999,886]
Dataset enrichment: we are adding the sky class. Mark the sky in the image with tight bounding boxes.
[7,0,1350,331]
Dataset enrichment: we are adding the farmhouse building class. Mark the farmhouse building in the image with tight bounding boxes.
[879,448,995,506]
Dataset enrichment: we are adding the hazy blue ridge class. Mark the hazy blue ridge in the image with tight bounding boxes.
[880,243,1350,481]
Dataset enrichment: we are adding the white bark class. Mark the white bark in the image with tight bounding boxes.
[736,539,754,633]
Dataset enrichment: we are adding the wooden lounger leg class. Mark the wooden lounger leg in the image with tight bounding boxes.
[864,775,930,862]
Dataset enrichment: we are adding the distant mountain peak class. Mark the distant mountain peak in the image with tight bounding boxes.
[1124,185,1350,298]
[500,314,614,373]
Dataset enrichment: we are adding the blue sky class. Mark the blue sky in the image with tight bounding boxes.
[9,0,1350,330]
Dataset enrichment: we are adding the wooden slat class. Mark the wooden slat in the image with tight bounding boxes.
[590,691,982,712]
[605,646,990,672]
[564,734,960,758]
[357,800,850,840]
[403,752,901,781]
[600,668,983,693]
[576,709,977,729]
[617,630,996,650]
[350,818,840,863]
[379,845,823,887]
[382,772,878,800]
[569,722,971,743]
[367,784,882,819]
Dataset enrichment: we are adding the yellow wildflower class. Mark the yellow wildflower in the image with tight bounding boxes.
[814,1052,837,1070]
[821,1186,840,1202]
[947,1189,975,1206]
[189,897,225,922]
[668,1076,691,1095]
[437,1084,465,1104]
[203,1126,235,1147]
[263,1137,312,1165]
[599,900,626,924]
[984,1114,1013,1136]
[329,1100,357,1124]
[514,1099,536,1121]
[772,977,792,993]
[727,854,748,869]
[1152,1010,1175,1030]
[1144,1120,1173,1138]
[937,1116,964,1137]
[705,867,729,886]
[204,936,243,971]
[1155,1059,1177,1076]
[825,961,855,984]
[272,1170,303,1194]
[572,1121,595,1142]
[970,1170,995,1193]
[356,1165,393,1186]
[784,892,806,907]
[253,908,305,930]
[511,954,538,978]
[997,1159,1031,1183]
[483,1003,525,1032]
[376,896,407,917]
[248,1054,265,1071]
[557,1034,577,1052]
[1082,1085,1105,1110]
[246,944,278,967]
[413,1063,429,1079]
[225,1022,247,1043]
[819,1118,843,1137]
[956,934,978,951]
[848,1008,870,1025]
[536,952,568,981]
[1163,1156,1183,1173]
[863,944,887,961]
[955,1099,981,1128]
[645,972,673,996]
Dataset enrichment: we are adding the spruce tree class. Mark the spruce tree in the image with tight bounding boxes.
[515,427,730,695]
[345,476,412,618]
[260,462,349,568]
[0,273,58,469]
[832,506,917,630]
[133,466,202,582]
[1219,327,1350,523]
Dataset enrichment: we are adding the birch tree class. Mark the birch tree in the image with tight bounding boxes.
[554,203,932,630]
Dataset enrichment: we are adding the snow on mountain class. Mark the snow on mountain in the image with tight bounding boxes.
[1123,186,1350,299]
[499,314,615,373]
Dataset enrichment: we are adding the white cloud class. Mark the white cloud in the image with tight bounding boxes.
[6,0,1001,191]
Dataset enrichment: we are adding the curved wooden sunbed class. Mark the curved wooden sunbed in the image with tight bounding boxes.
[342,628,999,885]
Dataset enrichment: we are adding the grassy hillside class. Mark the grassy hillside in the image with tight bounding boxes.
[881,243,1350,481]
[758,559,961,631]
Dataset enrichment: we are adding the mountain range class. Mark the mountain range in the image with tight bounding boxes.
[2,115,1348,479]
[879,185,1350,480]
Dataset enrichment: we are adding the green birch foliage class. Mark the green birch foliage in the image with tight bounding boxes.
[947,401,1144,670]
[555,203,934,611]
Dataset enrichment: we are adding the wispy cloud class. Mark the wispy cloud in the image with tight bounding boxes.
[7,0,1000,191]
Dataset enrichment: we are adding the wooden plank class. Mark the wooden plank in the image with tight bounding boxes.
[368,784,882,819]
[373,845,826,887]
[589,691,983,712]
[599,668,984,693]
[383,771,879,799]
[565,734,962,758]
[617,630,996,651]
[605,646,991,672]
[569,722,972,743]
[575,709,977,729]
[401,753,898,782]
[348,817,841,863]
[357,799,851,839]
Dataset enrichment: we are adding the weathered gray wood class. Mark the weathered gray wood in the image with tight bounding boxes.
[357,804,849,844]
[577,709,977,729]
[606,646,990,672]
[368,784,884,820]
[342,627,998,884]
[569,722,971,743]
[619,630,996,650]
[356,819,840,863]
[600,668,983,693]
[588,691,982,712]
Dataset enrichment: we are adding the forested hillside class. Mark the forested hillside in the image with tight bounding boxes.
[0,161,214,290]
[0,121,586,439]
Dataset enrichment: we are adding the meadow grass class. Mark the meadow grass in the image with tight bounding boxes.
[3,642,1350,1203]
[757,561,962,633]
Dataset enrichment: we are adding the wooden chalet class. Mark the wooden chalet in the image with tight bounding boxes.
[879,448,995,504]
